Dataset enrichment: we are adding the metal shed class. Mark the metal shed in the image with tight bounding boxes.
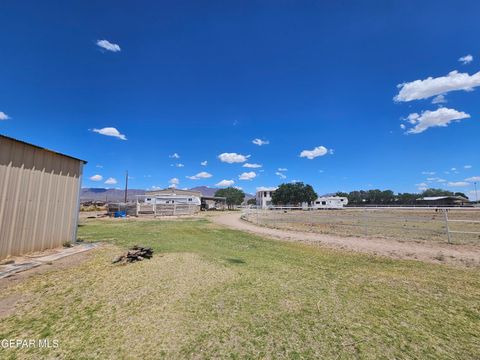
[0,135,86,260]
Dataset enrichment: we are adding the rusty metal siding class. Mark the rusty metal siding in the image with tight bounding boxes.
[0,136,83,259]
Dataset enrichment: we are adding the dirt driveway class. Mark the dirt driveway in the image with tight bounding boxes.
[210,212,480,267]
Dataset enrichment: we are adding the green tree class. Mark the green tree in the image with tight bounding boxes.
[454,192,468,199]
[271,182,318,206]
[422,188,453,197]
[247,198,257,205]
[214,187,245,209]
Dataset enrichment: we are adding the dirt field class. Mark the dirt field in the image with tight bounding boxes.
[212,212,480,267]
[241,208,480,245]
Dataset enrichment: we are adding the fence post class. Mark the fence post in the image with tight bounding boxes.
[363,208,368,236]
[443,209,452,244]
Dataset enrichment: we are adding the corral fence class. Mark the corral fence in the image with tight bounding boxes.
[241,207,480,244]
[136,202,199,216]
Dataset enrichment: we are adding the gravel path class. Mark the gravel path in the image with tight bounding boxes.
[210,212,480,267]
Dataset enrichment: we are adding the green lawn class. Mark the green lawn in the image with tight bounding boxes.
[1,219,479,359]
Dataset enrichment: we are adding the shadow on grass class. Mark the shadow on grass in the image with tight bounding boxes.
[225,258,246,264]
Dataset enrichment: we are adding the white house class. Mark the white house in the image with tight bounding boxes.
[256,188,276,209]
[311,196,348,209]
[144,195,201,206]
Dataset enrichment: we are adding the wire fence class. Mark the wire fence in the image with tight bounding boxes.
[241,207,480,244]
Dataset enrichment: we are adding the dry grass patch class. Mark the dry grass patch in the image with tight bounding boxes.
[0,219,479,359]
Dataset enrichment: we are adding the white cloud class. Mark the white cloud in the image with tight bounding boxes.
[169,177,179,186]
[104,177,117,185]
[458,54,473,65]
[216,179,235,187]
[252,138,269,146]
[422,171,436,175]
[465,176,480,182]
[218,152,250,163]
[275,172,287,179]
[239,171,256,181]
[400,124,406,130]
[464,165,472,169]
[96,39,121,52]
[169,153,180,159]
[234,186,243,190]
[394,70,480,102]
[448,181,470,187]
[431,94,447,104]
[401,107,470,134]
[201,160,208,166]
[278,168,288,172]
[175,163,184,168]
[299,146,328,159]
[92,127,127,140]
[243,163,262,168]
[416,182,428,191]
[186,171,212,180]
[89,174,103,181]
[0,111,10,120]
[426,177,446,183]
[96,165,103,168]
[451,167,457,171]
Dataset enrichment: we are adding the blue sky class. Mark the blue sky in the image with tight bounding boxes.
[1,0,479,198]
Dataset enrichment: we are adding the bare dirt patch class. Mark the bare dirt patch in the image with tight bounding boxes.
[211,212,480,267]
[0,249,93,291]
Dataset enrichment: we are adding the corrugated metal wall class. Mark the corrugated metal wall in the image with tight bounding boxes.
[0,136,83,260]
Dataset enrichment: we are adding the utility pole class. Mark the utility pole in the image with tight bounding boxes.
[124,170,128,203]
[475,182,478,204]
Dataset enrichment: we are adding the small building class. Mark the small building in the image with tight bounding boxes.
[256,188,276,209]
[416,196,471,206]
[201,196,227,210]
[311,196,348,209]
[0,135,86,260]
[146,188,202,198]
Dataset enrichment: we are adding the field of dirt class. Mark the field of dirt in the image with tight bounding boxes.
[211,212,480,267]
[241,208,480,245]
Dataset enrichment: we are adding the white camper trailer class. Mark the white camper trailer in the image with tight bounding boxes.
[311,196,348,209]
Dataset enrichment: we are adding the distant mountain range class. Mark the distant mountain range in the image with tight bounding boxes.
[80,188,145,202]
[81,186,254,203]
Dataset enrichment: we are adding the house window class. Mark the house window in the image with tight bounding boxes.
[316,201,320,204]
[322,201,326,205]
[264,192,267,197]
[188,198,192,201]
[146,198,151,201]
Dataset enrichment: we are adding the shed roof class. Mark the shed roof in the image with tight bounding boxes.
[418,196,469,201]
[0,134,87,163]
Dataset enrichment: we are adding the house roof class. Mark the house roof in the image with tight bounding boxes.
[145,188,202,196]
[0,134,87,163]
[418,196,469,201]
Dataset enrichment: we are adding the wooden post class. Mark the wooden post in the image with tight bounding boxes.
[363,208,368,236]
[124,170,128,203]
[443,209,452,244]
